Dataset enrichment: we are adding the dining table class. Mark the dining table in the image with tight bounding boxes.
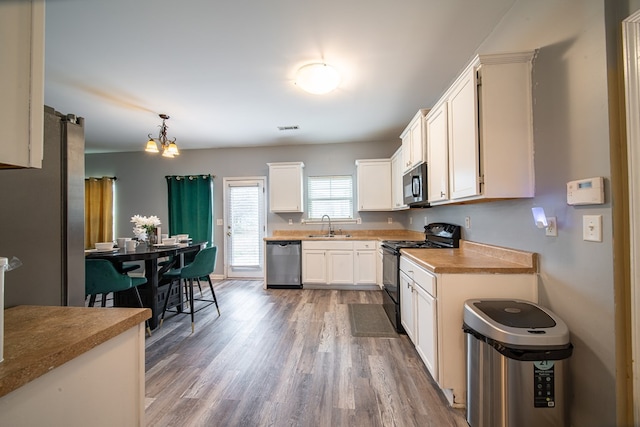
[85,241,205,330]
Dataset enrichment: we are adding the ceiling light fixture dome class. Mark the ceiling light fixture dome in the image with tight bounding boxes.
[295,63,341,95]
[145,113,179,158]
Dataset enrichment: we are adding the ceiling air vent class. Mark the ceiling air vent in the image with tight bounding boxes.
[277,125,300,131]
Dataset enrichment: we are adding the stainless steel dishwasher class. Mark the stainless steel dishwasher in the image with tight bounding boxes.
[266,240,302,288]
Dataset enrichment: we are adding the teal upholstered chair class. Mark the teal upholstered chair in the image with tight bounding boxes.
[85,259,151,336]
[160,246,220,332]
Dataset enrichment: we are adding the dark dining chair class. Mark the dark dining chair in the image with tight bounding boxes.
[85,259,152,337]
[160,246,220,332]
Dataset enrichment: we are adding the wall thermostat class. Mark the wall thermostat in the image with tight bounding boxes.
[567,177,604,205]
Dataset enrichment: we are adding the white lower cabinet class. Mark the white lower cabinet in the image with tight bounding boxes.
[302,241,377,287]
[400,254,537,407]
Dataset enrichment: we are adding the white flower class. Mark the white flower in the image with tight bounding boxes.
[131,215,161,239]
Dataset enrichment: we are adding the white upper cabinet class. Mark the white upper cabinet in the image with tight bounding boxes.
[425,51,536,205]
[0,1,45,169]
[267,162,304,212]
[391,147,408,210]
[400,109,429,173]
[355,159,392,211]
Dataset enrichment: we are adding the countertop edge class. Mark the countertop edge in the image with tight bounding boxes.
[0,306,151,398]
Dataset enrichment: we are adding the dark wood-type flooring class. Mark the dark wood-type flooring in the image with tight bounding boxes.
[144,279,468,427]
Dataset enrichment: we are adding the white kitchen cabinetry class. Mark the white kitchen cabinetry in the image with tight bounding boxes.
[302,240,378,288]
[400,257,438,380]
[425,101,449,203]
[400,254,537,407]
[0,1,45,169]
[327,250,354,285]
[399,270,415,342]
[301,247,326,283]
[355,159,392,211]
[400,109,428,173]
[267,162,304,212]
[391,147,408,210]
[354,241,377,285]
[425,51,535,205]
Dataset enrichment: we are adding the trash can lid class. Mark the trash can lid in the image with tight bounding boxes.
[463,299,570,348]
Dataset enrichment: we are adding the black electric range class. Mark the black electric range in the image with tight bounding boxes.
[381,223,461,332]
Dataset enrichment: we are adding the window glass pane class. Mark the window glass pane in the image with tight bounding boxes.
[307,176,353,219]
[229,185,261,266]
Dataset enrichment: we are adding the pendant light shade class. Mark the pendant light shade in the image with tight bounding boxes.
[145,114,179,157]
[295,63,341,95]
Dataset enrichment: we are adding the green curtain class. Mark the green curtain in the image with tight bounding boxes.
[166,175,214,246]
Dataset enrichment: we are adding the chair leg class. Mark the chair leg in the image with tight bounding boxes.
[189,278,195,333]
[205,276,220,316]
[160,279,176,327]
[133,287,152,337]
[196,278,203,296]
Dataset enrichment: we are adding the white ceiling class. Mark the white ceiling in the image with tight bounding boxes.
[44,0,515,154]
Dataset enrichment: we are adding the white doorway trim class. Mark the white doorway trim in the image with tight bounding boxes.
[623,10,640,424]
[222,176,267,279]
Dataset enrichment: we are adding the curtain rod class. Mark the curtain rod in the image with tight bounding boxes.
[165,174,216,180]
[86,176,117,181]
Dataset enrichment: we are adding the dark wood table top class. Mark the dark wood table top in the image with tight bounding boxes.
[85,241,204,261]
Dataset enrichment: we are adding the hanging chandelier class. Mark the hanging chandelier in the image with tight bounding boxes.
[145,113,180,158]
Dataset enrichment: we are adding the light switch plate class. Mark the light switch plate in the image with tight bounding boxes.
[216,219,223,226]
[583,215,602,242]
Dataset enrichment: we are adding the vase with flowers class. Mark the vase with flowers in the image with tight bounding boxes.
[131,215,161,247]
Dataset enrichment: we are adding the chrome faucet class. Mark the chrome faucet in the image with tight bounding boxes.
[321,214,334,236]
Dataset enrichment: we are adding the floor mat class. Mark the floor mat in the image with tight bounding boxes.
[348,303,398,338]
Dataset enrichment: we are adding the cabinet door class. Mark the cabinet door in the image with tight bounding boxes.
[409,118,424,167]
[268,163,303,212]
[414,284,438,381]
[448,68,480,200]
[301,250,326,283]
[400,271,415,342]
[356,160,392,211]
[327,250,354,284]
[391,149,407,210]
[0,1,44,169]
[401,132,412,172]
[426,103,449,203]
[355,250,376,285]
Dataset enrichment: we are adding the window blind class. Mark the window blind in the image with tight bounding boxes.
[307,175,353,219]
[228,185,262,267]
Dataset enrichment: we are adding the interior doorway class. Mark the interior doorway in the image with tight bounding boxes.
[223,177,266,279]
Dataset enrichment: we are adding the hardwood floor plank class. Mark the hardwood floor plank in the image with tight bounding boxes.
[145,279,468,426]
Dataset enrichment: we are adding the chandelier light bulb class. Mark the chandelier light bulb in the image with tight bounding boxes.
[295,63,341,95]
[144,114,179,158]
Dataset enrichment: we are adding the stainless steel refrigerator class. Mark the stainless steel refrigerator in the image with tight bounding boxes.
[0,106,85,307]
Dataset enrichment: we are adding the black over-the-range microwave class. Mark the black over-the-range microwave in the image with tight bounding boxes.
[403,163,429,207]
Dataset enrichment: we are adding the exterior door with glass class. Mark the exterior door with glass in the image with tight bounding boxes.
[223,177,266,278]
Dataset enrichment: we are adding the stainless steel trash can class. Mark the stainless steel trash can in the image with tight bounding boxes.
[463,299,573,427]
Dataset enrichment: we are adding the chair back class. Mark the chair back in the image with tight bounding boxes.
[86,259,134,295]
[181,246,217,279]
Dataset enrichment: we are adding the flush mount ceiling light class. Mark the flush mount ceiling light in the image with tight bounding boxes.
[295,63,341,95]
[145,113,180,158]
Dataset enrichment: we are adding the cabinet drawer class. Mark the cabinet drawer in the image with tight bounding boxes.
[353,240,376,250]
[400,256,436,296]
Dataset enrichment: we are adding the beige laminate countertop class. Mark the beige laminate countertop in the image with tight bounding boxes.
[401,240,538,274]
[0,305,150,398]
[264,229,424,242]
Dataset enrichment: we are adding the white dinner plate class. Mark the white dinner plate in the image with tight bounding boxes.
[85,248,119,253]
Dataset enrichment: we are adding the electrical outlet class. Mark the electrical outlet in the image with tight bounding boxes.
[583,215,603,242]
[288,219,293,225]
[356,218,362,224]
[388,217,393,224]
[545,217,557,236]
[409,217,413,225]
[465,216,471,229]
[424,216,428,225]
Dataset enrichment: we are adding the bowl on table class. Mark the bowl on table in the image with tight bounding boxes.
[95,242,115,251]
[175,234,189,242]
[162,238,177,246]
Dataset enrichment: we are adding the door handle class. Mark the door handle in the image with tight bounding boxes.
[227,231,231,237]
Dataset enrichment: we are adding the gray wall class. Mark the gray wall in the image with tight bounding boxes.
[85,1,638,425]
[85,139,404,277]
